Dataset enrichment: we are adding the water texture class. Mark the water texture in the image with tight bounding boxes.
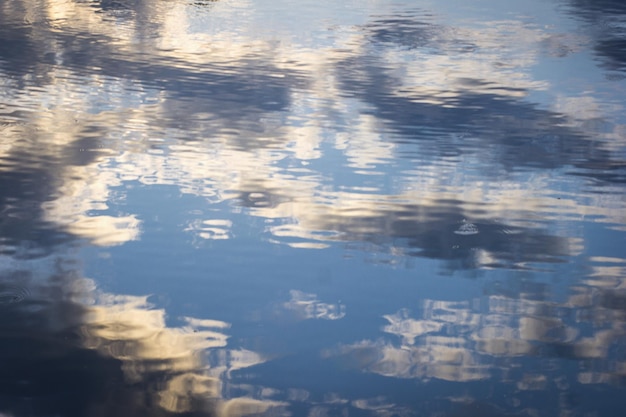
[1,0,625,416]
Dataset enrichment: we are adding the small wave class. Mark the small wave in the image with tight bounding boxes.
[454,221,479,236]
[0,286,30,304]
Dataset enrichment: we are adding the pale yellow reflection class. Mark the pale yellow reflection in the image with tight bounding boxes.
[328,285,626,385]
[0,254,283,416]
[219,397,288,417]
[0,78,145,247]
[72,286,283,416]
[159,373,219,413]
[81,294,229,393]
[330,338,489,382]
[40,162,141,246]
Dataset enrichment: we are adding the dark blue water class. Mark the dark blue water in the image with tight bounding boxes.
[1,0,626,416]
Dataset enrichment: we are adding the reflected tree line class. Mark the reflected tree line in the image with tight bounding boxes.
[0,0,625,416]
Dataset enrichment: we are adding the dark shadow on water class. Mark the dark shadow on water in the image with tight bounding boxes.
[0,267,221,417]
[305,204,570,270]
[0,166,72,258]
[566,0,626,73]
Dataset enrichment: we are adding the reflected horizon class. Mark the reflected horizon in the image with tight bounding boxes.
[1,0,625,416]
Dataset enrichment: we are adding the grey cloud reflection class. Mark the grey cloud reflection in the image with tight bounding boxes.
[0,256,283,417]
[336,55,618,180]
[336,11,626,184]
[263,197,578,269]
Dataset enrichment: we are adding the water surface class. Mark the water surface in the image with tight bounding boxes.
[1,0,626,416]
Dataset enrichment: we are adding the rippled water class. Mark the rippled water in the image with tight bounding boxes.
[1,0,626,416]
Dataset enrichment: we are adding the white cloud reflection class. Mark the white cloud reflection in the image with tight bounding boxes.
[0,253,281,417]
[2,1,625,416]
[1,0,624,255]
[325,286,626,387]
[283,290,346,321]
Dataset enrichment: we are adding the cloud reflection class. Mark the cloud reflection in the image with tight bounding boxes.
[1,0,625,267]
[1,1,625,416]
[282,290,346,321]
[0,256,281,417]
[325,282,626,386]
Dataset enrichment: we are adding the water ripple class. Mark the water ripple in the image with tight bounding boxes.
[0,286,30,304]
